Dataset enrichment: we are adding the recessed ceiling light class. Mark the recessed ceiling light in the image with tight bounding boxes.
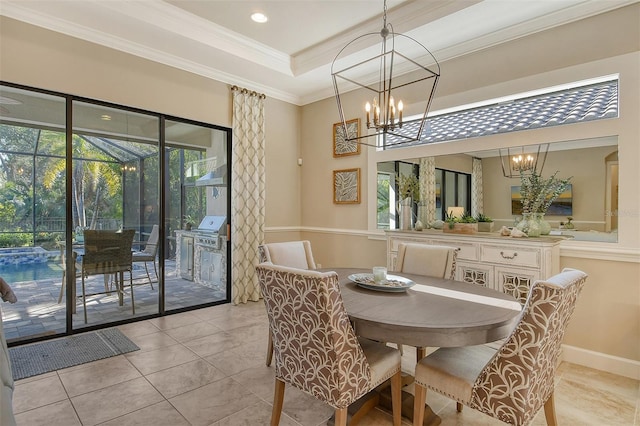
[251,12,268,23]
[101,114,112,121]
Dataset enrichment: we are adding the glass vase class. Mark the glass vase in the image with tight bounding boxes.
[535,213,551,235]
[516,213,541,237]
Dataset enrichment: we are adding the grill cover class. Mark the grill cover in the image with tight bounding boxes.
[198,216,227,234]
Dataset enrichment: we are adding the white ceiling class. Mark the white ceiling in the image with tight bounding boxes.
[0,0,635,105]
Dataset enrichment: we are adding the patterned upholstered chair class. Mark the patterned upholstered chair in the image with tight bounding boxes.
[256,262,402,426]
[258,240,316,366]
[412,268,588,426]
[394,243,459,279]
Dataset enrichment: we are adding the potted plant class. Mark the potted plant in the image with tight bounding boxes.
[475,213,494,232]
[183,215,195,231]
[443,211,478,234]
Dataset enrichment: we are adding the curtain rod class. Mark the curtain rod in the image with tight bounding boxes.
[230,85,266,99]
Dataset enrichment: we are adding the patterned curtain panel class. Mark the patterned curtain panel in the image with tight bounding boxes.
[419,157,436,226]
[231,86,266,304]
[472,157,484,217]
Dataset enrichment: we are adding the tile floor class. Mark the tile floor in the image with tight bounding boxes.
[2,259,226,342]
[11,301,640,426]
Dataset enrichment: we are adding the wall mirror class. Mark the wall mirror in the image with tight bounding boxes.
[377,136,618,243]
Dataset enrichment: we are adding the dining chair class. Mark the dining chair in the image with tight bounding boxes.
[258,240,316,366]
[393,242,460,357]
[132,224,159,289]
[77,229,136,323]
[255,262,402,426]
[394,242,459,279]
[258,240,317,269]
[412,268,588,426]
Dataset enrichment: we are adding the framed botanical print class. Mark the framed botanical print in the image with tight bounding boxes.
[333,168,361,204]
[333,118,360,157]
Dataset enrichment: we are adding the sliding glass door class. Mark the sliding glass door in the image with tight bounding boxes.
[70,101,161,328]
[0,82,231,343]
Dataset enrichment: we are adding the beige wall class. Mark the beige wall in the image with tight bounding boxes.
[0,16,302,231]
[300,5,640,374]
[1,6,639,377]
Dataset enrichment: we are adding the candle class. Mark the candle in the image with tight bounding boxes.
[373,266,387,283]
[398,100,403,124]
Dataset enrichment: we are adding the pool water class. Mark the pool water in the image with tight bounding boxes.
[0,262,64,283]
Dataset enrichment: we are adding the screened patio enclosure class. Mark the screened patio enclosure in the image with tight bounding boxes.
[0,82,231,344]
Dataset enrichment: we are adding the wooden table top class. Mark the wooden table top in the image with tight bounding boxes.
[328,268,522,348]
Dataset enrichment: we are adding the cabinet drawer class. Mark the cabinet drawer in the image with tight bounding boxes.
[481,245,540,268]
[429,239,478,261]
[391,238,478,261]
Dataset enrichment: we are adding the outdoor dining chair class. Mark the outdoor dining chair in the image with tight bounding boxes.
[256,262,402,426]
[132,224,159,289]
[77,229,136,323]
[258,240,316,366]
[412,268,588,426]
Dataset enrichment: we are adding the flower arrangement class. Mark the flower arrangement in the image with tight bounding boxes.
[396,173,420,202]
[519,170,572,214]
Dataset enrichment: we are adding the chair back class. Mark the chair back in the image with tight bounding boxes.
[258,240,316,269]
[395,243,459,279]
[143,225,159,256]
[470,268,588,425]
[81,229,135,275]
[255,262,371,409]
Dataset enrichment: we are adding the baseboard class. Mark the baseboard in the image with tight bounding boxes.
[562,344,640,380]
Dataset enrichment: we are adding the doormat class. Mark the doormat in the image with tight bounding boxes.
[9,328,139,381]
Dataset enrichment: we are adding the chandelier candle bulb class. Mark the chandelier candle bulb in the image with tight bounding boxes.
[365,102,371,126]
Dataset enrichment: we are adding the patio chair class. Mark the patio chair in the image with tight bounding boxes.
[412,268,588,426]
[132,224,159,289]
[256,262,402,426]
[258,240,316,366]
[77,229,136,323]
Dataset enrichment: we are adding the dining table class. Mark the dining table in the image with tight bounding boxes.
[323,268,523,426]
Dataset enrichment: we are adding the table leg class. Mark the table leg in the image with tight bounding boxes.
[378,385,441,426]
[417,346,427,361]
[328,373,441,426]
[118,272,124,306]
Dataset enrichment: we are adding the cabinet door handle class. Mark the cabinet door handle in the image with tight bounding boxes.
[500,251,518,260]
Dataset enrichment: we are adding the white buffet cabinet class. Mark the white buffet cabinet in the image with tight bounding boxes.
[385,230,563,304]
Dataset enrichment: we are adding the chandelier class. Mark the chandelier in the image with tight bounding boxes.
[331,0,440,148]
[499,144,550,178]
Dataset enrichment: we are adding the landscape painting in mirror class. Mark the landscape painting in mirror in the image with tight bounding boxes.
[511,184,573,216]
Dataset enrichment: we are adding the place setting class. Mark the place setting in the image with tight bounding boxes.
[348,266,415,292]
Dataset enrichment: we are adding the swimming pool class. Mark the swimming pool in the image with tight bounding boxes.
[0,261,64,283]
[0,246,54,266]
